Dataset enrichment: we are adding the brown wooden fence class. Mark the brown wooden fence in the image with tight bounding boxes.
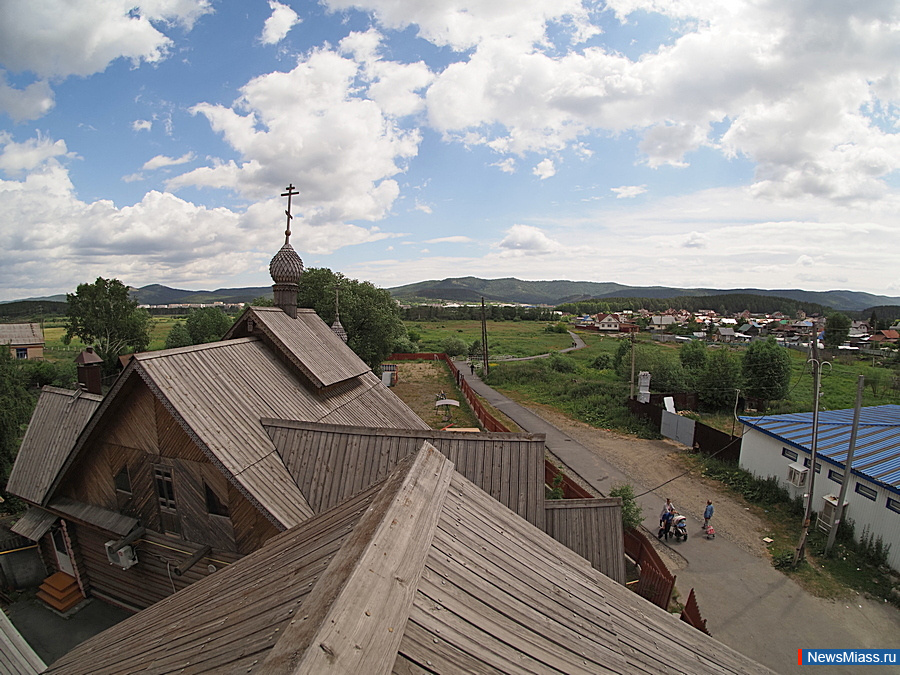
[623,528,676,610]
[389,353,593,497]
[680,587,711,635]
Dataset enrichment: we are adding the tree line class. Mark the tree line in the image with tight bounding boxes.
[557,293,832,317]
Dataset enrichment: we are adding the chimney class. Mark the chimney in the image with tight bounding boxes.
[74,347,103,395]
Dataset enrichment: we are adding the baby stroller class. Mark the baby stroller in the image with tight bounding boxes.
[671,513,688,541]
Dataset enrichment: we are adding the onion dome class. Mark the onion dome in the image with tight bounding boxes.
[331,316,348,343]
[269,242,304,285]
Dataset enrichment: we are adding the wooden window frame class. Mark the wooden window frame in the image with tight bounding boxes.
[154,466,177,510]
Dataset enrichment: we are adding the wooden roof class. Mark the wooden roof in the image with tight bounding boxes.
[38,310,426,529]
[6,386,103,504]
[46,446,774,675]
[0,323,43,346]
[0,610,45,675]
[263,419,546,527]
[224,306,369,388]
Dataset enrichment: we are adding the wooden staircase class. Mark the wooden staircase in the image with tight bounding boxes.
[36,572,83,613]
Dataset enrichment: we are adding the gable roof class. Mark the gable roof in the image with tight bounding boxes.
[6,386,103,504]
[224,306,369,388]
[45,445,773,675]
[26,308,427,530]
[740,405,900,493]
[263,419,546,526]
[0,323,43,346]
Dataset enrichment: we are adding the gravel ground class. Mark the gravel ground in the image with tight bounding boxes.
[522,400,772,559]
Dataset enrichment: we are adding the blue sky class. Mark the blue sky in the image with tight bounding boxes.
[1,0,899,301]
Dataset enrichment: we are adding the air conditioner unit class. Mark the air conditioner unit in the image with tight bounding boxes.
[105,540,138,570]
[816,494,849,534]
[787,462,808,488]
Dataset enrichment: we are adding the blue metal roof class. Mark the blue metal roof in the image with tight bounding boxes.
[740,404,900,492]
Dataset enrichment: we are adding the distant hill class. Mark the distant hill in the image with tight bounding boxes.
[387,277,900,312]
[130,284,272,305]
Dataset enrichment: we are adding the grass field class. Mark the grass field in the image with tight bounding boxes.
[406,319,574,358]
[39,315,191,359]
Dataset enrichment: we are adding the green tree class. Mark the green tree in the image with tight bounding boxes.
[608,483,643,531]
[679,339,708,371]
[440,337,468,357]
[297,268,406,371]
[698,348,741,411]
[0,350,35,501]
[64,277,151,373]
[186,307,232,345]
[823,312,852,350]
[741,337,792,408]
[164,322,193,349]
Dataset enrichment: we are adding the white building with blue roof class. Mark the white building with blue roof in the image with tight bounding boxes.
[740,404,900,571]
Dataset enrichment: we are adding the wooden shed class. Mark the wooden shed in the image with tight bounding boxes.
[44,446,774,675]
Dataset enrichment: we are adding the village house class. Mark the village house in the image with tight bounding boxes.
[739,405,900,572]
[38,445,774,674]
[0,323,45,360]
[5,190,627,622]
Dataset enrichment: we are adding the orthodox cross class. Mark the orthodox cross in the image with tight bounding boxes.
[281,183,299,242]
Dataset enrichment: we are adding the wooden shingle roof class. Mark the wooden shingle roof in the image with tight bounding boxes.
[6,386,102,504]
[46,446,774,675]
[263,419,546,526]
[41,321,427,529]
[224,306,369,388]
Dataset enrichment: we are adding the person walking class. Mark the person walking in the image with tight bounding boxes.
[703,500,714,530]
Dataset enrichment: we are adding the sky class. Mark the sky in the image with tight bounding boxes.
[1,0,899,302]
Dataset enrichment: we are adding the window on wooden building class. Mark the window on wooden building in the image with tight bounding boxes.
[155,467,176,509]
[204,483,229,518]
[15,348,27,359]
[154,466,180,535]
[114,465,132,494]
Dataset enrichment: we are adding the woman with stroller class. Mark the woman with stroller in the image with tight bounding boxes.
[658,498,675,540]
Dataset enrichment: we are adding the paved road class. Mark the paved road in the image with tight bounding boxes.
[456,361,900,675]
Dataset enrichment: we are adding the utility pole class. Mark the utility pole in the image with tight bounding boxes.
[481,298,489,376]
[629,331,636,399]
[793,339,828,567]
[824,375,864,556]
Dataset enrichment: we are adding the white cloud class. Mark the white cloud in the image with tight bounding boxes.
[340,30,433,117]
[0,74,54,122]
[533,158,556,179]
[142,152,195,171]
[425,236,472,244]
[611,185,647,199]
[682,231,707,249]
[0,0,211,119]
[414,201,433,214]
[170,46,422,231]
[260,1,300,46]
[132,120,153,132]
[796,254,815,267]
[0,133,71,175]
[122,172,145,183]
[497,224,561,255]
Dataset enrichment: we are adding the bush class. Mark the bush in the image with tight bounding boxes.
[609,483,643,530]
[547,352,577,373]
[440,337,468,357]
[590,353,613,370]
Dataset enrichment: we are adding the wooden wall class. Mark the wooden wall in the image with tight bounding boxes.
[67,521,242,610]
[57,376,277,557]
[544,498,626,584]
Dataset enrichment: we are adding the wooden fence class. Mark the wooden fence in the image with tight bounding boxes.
[623,527,676,610]
[388,353,593,497]
[627,398,741,464]
[680,587,711,635]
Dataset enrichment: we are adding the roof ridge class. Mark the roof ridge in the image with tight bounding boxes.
[262,445,454,674]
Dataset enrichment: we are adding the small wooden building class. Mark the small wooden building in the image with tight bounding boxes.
[0,323,44,360]
[45,446,774,675]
